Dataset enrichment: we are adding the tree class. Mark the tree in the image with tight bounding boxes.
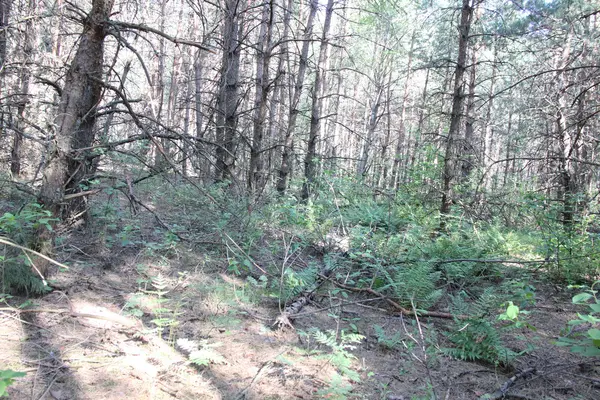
[276,0,318,195]
[215,0,243,183]
[301,0,335,201]
[439,0,475,229]
[36,0,115,270]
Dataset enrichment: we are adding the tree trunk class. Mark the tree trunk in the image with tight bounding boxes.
[215,0,242,183]
[276,0,317,195]
[37,0,114,273]
[301,0,334,201]
[357,85,382,177]
[439,0,474,229]
[391,29,416,189]
[0,0,11,73]
[248,0,274,193]
[461,44,477,180]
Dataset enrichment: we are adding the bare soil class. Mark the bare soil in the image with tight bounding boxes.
[2,227,600,399]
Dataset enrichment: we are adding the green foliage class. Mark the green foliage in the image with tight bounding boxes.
[343,199,404,232]
[0,370,26,397]
[373,324,403,350]
[498,301,535,331]
[300,328,364,382]
[0,203,55,295]
[442,318,516,366]
[556,282,600,356]
[278,264,319,304]
[524,193,600,282]
[176,338,227,367]
[316,373,353,400]
[387,263,442,310]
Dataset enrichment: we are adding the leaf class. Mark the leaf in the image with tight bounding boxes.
[573,293,593,304]
[588,303,600,313]
[506,302,519,320]
[587,328,600,340]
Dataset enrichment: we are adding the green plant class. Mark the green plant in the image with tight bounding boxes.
[316,373,353,400]
[176,338,227,367]
[443,318,516,366]
[498,301,535,331]
[556,281,600,356]
[0,370,26,397]
[373,324,403,350]
[0,204,57,295]
[141,274,180,342]
[301,328,364,382]
[387,262,442,310]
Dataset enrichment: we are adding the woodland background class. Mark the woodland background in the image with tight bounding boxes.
[1,0,600,399]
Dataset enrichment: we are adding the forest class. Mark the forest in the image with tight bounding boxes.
[0,0,599,398]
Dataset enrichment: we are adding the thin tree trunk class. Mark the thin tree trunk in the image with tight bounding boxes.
[10,0,33,177]
[248,0,274,193]
[215,0,242,183]
[461,45,477,180]
[301,0,334,201]
[0,0,11,78]
[357,85,383,177]
[391,29,416,189]
[276,0,317,195]
[439,0,474,229]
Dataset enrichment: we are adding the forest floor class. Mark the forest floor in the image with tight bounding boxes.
[2,193,600,400]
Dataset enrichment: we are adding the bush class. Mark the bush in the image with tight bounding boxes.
[0,204,55,295]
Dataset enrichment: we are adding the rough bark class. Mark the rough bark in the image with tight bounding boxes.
[0,0,10,72]
[37,0,114,272]
[248,0,274,193]
[215,0,242,183]
[301,0,334,201]
[276,0,317,195]
[439,0,474,229]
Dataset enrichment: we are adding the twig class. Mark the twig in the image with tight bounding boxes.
[222,232,272,277]
[234,360,275,400]
[319,274,466,319]
[0,237,70,270]
[478,368,537,400]
[411,300,439,400]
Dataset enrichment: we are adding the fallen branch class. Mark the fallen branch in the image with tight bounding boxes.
[0,237,70,270]
[478,368,537,400]
[274,296,309,329]
[320,274,466,320]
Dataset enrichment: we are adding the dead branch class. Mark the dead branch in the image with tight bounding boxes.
[109,20,215,52]
[478,368,537,400]
[320,274,466,320]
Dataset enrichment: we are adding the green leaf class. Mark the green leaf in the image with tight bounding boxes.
[506,302,519,320]
[573,293,593,303]
[587,328,600,340]
[588,303,600,313]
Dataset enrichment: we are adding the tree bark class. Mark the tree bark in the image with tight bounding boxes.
[37,0,114,272]
[301,0,334,201]
[215,0,242,183]
[276,0,317,195]
[248,0,274,193]
[439,0,474,229]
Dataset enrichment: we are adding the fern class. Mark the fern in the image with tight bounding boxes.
[308,328,364,382]
[387,262,442,310]
[277,264,319,302]
[442,318,516,366]
[449,288,499,318]
[176,338,227,367]
[373,324,403,350]
[1,257,49,296]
